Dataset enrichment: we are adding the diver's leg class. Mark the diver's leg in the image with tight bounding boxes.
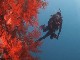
[50,34,54,39]
[50,33,58,39]
[37,31,50,41]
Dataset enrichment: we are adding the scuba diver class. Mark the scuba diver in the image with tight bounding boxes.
[36,9,63,42]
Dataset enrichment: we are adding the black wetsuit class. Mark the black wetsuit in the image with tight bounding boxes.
[37,13,62,41]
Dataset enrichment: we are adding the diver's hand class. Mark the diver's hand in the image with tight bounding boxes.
[39,24,45,30]
[56,35,59,40]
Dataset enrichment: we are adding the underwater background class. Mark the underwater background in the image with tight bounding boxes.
[37,0,80,60]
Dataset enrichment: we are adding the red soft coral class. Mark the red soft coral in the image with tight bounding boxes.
[0,0,47,60]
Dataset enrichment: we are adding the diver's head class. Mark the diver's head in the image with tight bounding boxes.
[57,12,61,16]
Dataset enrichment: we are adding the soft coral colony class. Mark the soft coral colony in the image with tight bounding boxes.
[0,0,47,60]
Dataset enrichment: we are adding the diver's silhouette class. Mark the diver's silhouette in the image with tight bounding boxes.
[37,9,63,41]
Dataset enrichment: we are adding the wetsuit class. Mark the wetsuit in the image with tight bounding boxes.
[37,12,62,41]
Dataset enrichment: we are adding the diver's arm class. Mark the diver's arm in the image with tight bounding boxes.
[58,20,62,38]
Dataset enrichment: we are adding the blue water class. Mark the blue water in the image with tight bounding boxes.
[37,0,80,60]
